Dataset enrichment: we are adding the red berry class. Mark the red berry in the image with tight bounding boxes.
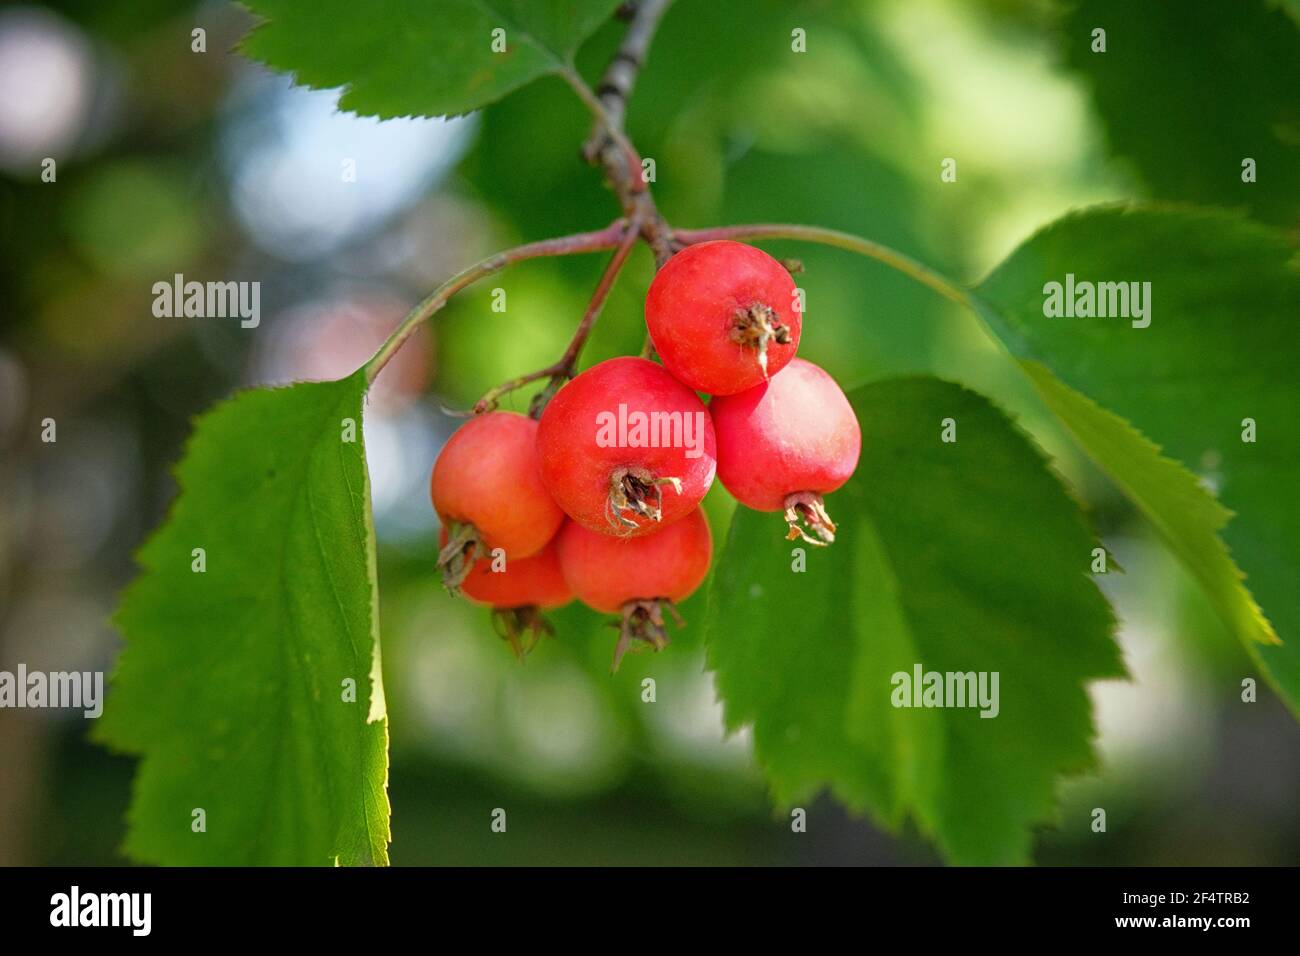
[448,533,572,611]
[536,356,716,537]
[645,240,801,395]
[556,507,713,613]
[440,529,572,659]
[430,411,564,589]
[556,507,713,669]
[709,358,860,545]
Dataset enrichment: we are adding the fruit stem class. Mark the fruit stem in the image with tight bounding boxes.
[612,598,683,672]
[671,223,973,310]
[363,221,630,385]
[784,491,837,546]
[473,364,567,416]
[529,218,642,417]
[471,216,641,418]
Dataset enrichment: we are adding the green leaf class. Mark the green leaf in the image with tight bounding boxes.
[238,0,626,119]
[96,372,390,866]
[1060,0,1300,226]
[972,205,1299,713]
[1019,361,1271,647]
[706,376,1124,865]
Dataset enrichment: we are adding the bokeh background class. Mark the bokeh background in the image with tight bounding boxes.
[1,0,1297,866]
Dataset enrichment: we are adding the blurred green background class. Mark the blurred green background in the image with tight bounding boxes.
[1,0,1297,865]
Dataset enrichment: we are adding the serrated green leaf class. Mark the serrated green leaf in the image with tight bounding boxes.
[238,0,626,119]
[1060,0,1300,226]
[972,205,1299,714]
[1020,360,1271,646]
[706,376,1124,865]
[96,372,390,866]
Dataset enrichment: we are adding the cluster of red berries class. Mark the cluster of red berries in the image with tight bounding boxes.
[431,240,862,668]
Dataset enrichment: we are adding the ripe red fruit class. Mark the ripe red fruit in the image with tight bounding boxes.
[709,358,861,545]
[440,529,572,658]
[430,411,564,589]
[453,536,572,611]
[536,356,716,537]
[645,240,801,395]
[556,507,713,670]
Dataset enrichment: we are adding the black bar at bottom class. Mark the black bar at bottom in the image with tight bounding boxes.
[0,865,1283,941]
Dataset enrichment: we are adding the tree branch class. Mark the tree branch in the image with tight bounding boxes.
[561,67,644,196]
[572,0,676,265]
[583,0,673,157]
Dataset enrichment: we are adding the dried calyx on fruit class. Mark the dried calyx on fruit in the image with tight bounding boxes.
[555,507,713,670]
[710,358,861,545]
[606,466,682,530]
[430,411,564,592]
[729,301,792,378]
[645,239,801,395]
[536,356,716,536]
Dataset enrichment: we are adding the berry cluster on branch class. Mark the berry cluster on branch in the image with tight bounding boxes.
[389,2,884,667]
